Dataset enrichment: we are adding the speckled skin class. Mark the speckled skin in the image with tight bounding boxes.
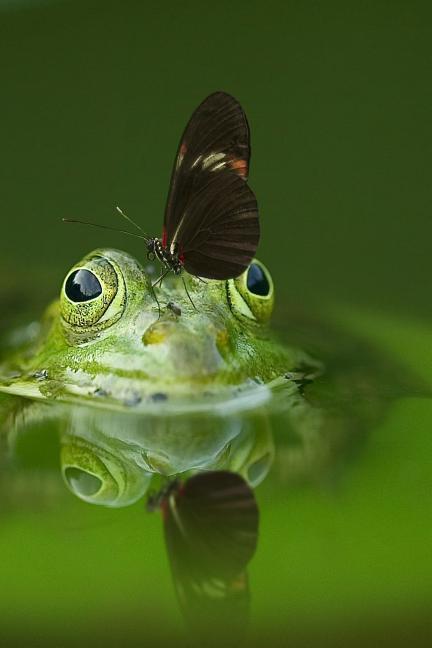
[0,248,315,409]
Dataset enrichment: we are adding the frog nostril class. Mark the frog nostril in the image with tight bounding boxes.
[142,328,166,345]
[64,467,102,497]
[142,320,176,346]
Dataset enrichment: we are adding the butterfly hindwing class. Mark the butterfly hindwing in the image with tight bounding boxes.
[177,169,259,279]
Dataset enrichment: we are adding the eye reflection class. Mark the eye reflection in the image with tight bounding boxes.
[65,269,102,303]
[246,262,270,296]
[64,467,102,497]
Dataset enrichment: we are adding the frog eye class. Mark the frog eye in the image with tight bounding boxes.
[227,260,274,323]
[246,262,271,297]
[60,254,126,329]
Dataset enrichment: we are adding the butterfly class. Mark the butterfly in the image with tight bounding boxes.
[65,92,260,291]
[147,471,259,638]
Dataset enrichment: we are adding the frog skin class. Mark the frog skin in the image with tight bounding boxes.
[0,248,318,410]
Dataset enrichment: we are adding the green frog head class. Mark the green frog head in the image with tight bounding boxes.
[0,248,312,409]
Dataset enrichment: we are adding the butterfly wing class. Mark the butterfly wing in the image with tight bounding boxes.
[176,168,259,279]
[163,92,259,278]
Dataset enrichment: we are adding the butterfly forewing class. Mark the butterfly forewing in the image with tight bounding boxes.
[163,92,259,278]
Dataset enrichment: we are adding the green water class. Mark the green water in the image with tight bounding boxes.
[1,1,432,646]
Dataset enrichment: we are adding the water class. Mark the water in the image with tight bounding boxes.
[2,305,430,646]
[1,1,432,645]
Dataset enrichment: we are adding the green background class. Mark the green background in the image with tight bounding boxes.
[1,0,431,319]
[1,1,432,646]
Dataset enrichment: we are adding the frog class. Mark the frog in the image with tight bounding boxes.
[0,247,318,409]
[0,248,321,506]
[1,247,424,513]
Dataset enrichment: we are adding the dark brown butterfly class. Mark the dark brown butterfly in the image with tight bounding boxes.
[147,471,259,638]
[65,92,260,286]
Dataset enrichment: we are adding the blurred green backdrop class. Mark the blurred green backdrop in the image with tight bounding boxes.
[1,1,432,647]
[1,0,431,320]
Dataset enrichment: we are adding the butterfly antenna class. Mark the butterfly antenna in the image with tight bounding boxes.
[62,218,148,241]
[115,206,150,241]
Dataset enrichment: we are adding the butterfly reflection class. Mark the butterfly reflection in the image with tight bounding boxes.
[148,470,259,640]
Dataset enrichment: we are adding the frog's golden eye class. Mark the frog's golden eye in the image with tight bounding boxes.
[227,260,274,323]
[60,254,126,330]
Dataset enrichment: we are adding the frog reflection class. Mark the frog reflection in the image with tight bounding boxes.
[2,365,350,641]
[2,398,270,640]
[58,402,274,506]
[57,405,265,639]
[1,370,336,511]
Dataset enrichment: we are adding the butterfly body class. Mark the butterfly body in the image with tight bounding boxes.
[146,237,183,276]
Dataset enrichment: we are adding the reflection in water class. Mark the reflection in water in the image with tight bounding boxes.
[0,378,347,638]
[57,398,275,506]
[148,471,259,641]
[0,384,278,636]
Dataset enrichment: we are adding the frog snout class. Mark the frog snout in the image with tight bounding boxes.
[142,319,227,376]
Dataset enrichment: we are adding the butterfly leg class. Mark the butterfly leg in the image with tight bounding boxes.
[151,270,170,318]
[150,285,161,319]
[152,269,170,289]
[181,276,197,310]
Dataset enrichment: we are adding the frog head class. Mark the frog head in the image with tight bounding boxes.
[0,248,302,408]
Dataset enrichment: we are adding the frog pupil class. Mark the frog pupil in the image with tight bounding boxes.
[246,263,270,296]
[65,269,102,302]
